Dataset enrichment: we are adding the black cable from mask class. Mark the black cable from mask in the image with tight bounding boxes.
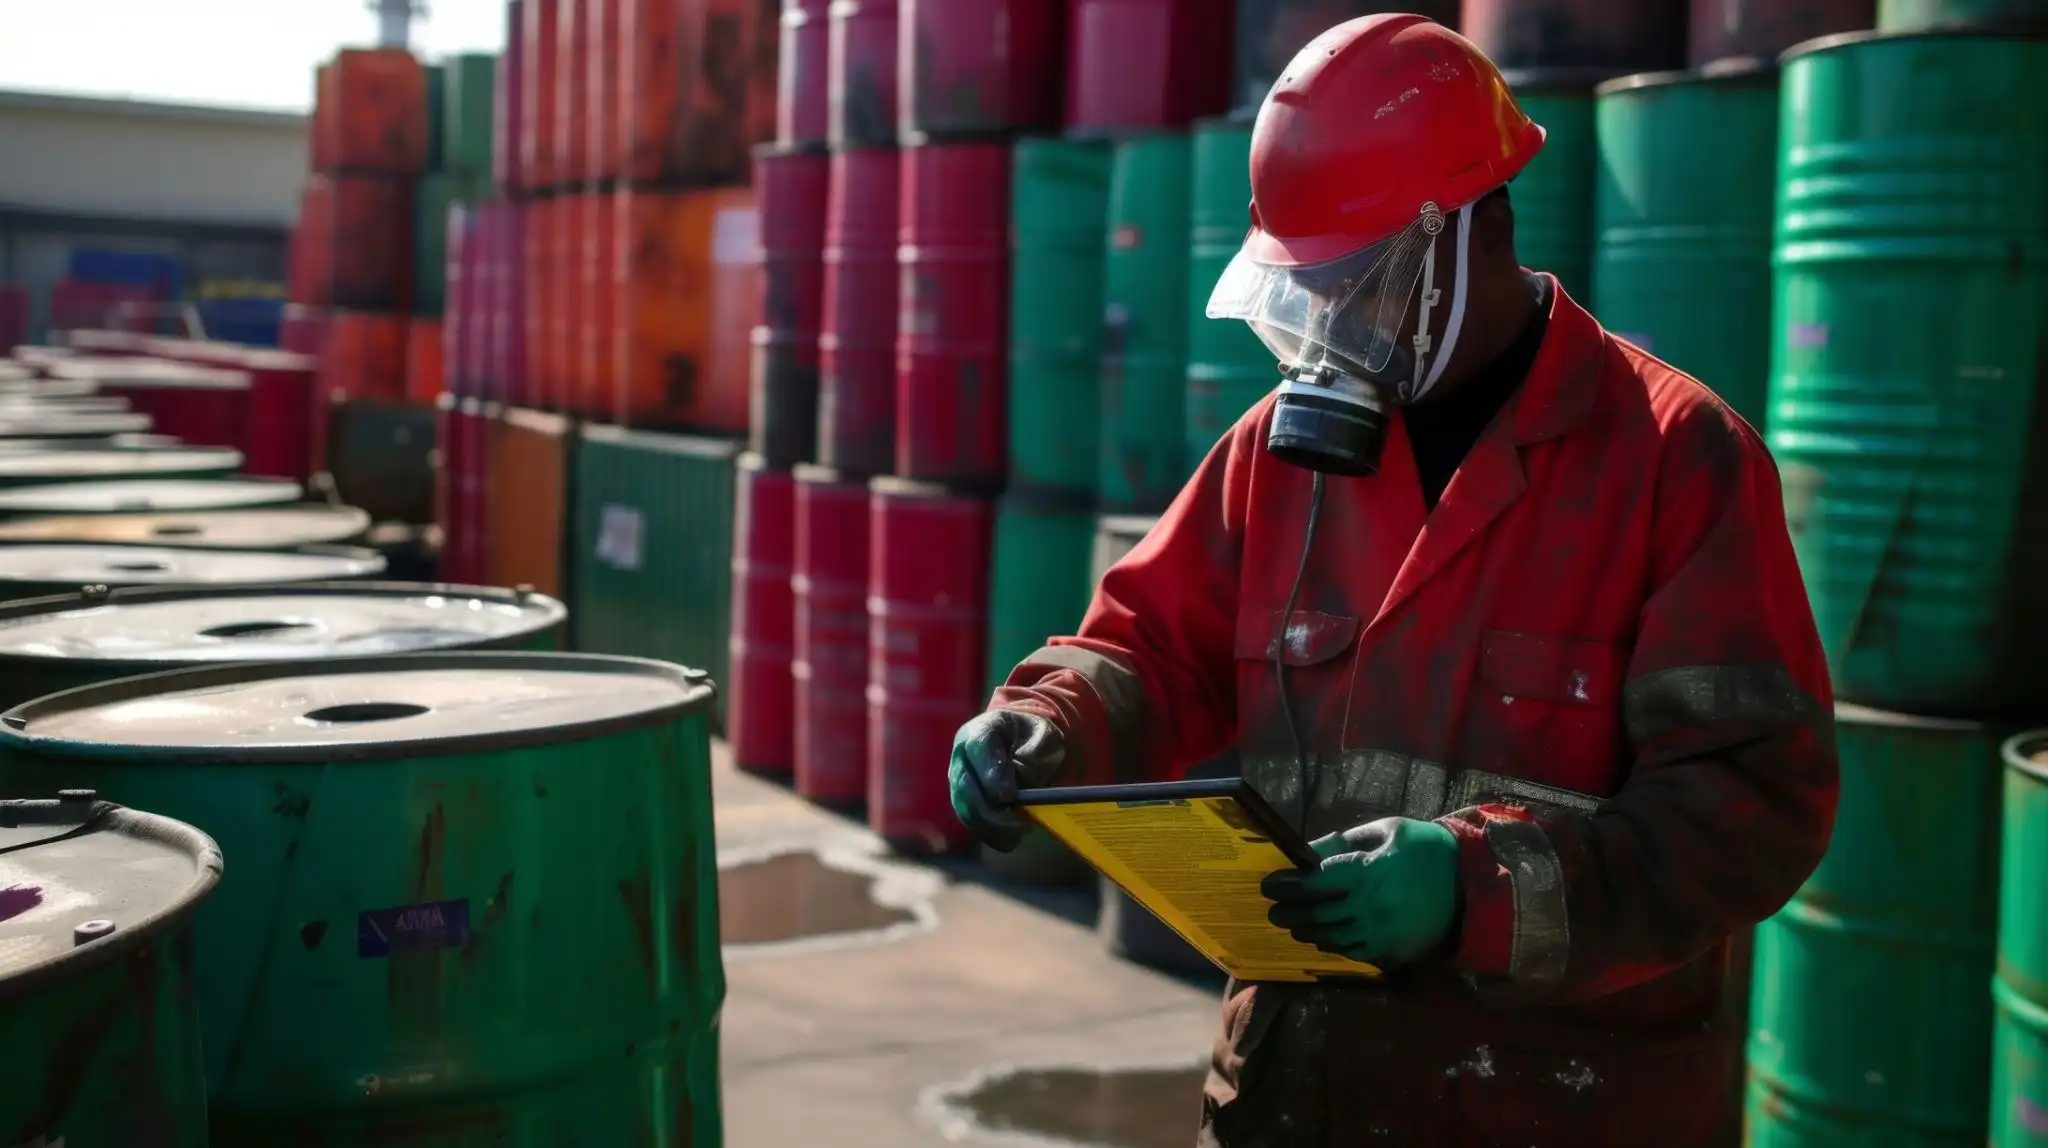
[1273,471,1326,840]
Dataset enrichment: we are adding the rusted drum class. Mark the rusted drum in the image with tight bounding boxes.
[523,0,562,188]
[819,147,900,476]
[616,187,760,433]
[0,448,241,488]
[1232,0,1461,112]
[0,505,370,550]
[0,479,304,519]
[778,1,831,144]
[0,794,221,1148]
[792,465,870,805]
[902,0,1064,138]
[0,653,726,1145]
[730,454,798,774]
[1461,0,1688,73]
[621,0,764,187]
[0,582,567,709]
[751,145,832,468]
[829,0,899,147]
[897,142,1011,490]
[1065,0,1232,136]
[867,476,992,852]
[1689,0,1875,66]
[0,545,387,604]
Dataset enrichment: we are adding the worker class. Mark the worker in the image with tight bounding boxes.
[948,14,1838,1148]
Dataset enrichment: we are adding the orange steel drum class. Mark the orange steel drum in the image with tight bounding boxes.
[289,179,335,307]
[406,319,445,405]
[588,0,622,181]
[523,0,562,189]
[621,0,763,187]
[322,312,408,404]
[582,191,619,417]
[486,407,572,597]
[317,49,429,175]
[557,0,591,183]
[614,187,760,432]
[322,174,414,311]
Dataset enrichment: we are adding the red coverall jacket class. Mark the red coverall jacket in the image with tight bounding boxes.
[989,282,1839,1147]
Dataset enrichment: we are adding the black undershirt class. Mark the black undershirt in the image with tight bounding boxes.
[1403,274,1553,510]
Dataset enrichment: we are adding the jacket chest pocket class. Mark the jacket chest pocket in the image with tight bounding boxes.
[1467,629,1629,796]
[1232,607,1361,757]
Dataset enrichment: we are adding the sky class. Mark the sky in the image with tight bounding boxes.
[0,0,509,114]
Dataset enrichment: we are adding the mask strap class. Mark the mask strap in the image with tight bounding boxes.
[1411,205,1474,402]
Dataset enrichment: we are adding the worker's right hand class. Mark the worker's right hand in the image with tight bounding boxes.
[948,710,1066,853]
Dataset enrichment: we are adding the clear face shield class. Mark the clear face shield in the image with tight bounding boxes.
[1205,201,1477,475]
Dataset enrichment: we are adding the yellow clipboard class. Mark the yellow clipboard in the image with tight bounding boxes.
[1019,777,1383,984]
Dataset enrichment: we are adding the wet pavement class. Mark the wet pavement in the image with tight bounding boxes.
[710,747,1221,1148]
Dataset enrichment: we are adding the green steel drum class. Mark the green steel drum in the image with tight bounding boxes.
[0,582,568,709]
[1100,133,1193,514]
[1504,70,1603,302]
[0,653,725,1145]
[983,495,1097,695]
[1593,63,1780,427]
[0,795,222,1148]
[0,544,387,604]
[1879,0,2048,30]
[414,175,463,316]
[0,478,304,518]
[1747,705,2005,1146]
[442,53,498,179]
[573,426,741,726]
[1993,730,2048,1146]
[1185,115,1274,481]
[423,62,446,171]
[1008,138,1113,498]
[1767,30,2048,718]
[0,504,372,549]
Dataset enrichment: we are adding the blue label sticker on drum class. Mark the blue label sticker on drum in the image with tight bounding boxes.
[357,898,470,958]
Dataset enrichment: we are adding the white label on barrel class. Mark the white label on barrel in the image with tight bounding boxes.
[596,505,645,571]
[712,209,760,265]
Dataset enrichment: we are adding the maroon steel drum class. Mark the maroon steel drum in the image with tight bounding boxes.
[1066,0,1232,135]
[778,0,832,145]
[730,453,799,775]
[238,350,318,483]
[819,147,900,476]
[896,142,1009,490]
[901,0,1065,138]
[1461,0,1688,72]
[829,0,900,147]
[1686,0,1874,66]
[498,200,532,408]
[69,361,251,453]
[751,145,832,468]
[793,464,872,805]
[867,476,992,853]
[279,306,328,357]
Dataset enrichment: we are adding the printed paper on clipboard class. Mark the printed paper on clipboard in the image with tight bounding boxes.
[1018,778,1383,984]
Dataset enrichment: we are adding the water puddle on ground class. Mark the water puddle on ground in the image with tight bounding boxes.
[717,849,919,946]
[926,1063,1209,1148]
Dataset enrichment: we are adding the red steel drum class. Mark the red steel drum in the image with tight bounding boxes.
[730,454,799,774]
[523,197,554,410]
[1461,0,1688,72]
[778,4,831,144]
[240,350,319,483]
[901,0,1064,138]
[290,178,334,307]
[793,464,871,804]
[322,173,415,312]
[819,147,899,475]
[896,142,1009,489]
[588,0,622,181]
[498,0,528,192]
[279,306,329,357]
[557,192,590,414]
[828,0,897,147]
[496,202,531,406]
[867,476,992,852]
[0,285,26,354]
[557,0,592,183]
[93,364,251,451]
[582,190,618,420]
[1065,0,1232,134]
[751,145,831,467]
[523,0,562,189]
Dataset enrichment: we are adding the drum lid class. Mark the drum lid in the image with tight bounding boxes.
[0,544,386,588]
[0,448,240,483]
[0,413,152,439]
[0,583,566,663]
[0,653,713,763]
[0,796,222,996]
[0,505,368,548]
[0,479,303,515]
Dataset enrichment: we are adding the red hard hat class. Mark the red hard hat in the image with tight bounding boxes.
[1245,14,1544,268]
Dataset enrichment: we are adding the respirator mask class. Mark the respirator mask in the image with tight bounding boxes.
[1206,200,1476,476]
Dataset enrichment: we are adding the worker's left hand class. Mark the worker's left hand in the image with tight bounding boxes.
[1260,817,1460,966]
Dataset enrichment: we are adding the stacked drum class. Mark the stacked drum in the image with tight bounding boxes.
[0,347,729,1144]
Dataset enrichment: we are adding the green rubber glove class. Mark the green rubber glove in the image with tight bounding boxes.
[948,710,1065,853]
[1259,816,1460,966]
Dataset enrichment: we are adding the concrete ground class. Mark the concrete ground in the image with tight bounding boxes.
[710,743,1225,1147]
